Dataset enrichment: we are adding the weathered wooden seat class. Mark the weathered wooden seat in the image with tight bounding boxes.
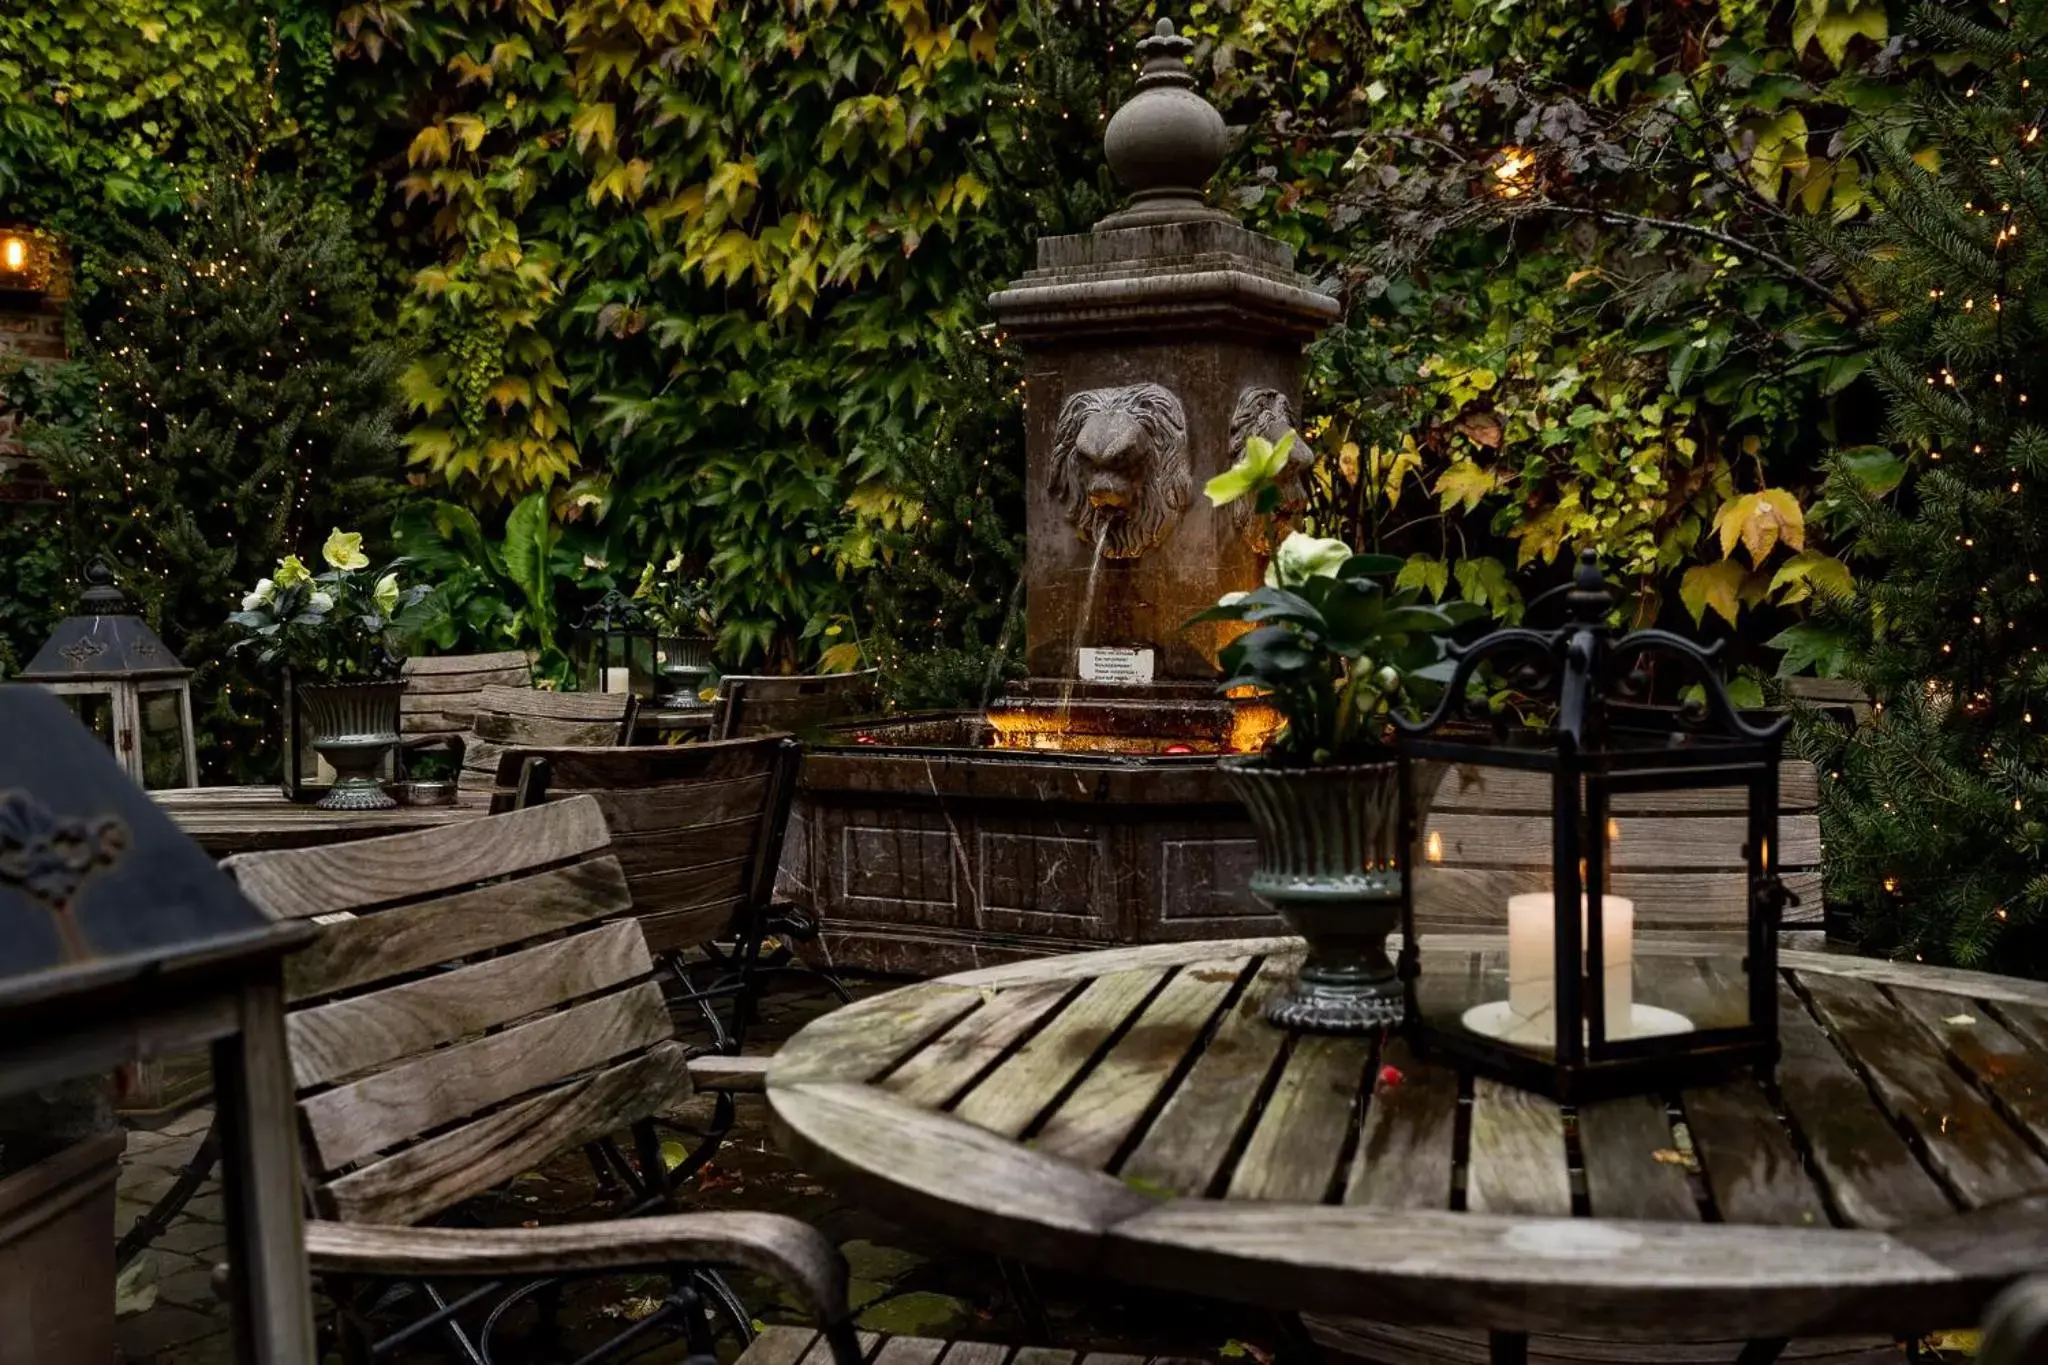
[399,649,533,750]
[711,669,881,740]
[738,1326,1206,1365]
[492,736,837,1051]
[222,797,855,1364]
[454,683,636,798]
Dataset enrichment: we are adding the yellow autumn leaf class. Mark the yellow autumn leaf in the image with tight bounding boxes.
[407,124,452,167]
[446,114,487,151]
[1435,460,1497,513]
[569,103,617,155]
[1770,550,1853,604]
[1337,441,1360,484]
[1714,488,1806,564]
[1681,559,1748,626]
[816,642,866,675]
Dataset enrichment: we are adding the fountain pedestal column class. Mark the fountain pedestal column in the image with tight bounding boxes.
[988,19,1339,684]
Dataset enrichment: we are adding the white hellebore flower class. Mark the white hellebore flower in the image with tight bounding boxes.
[307,590,336,613]
[242,578,275,611]
[1216,590,1249,607]
[1265,531,1352,589]
[373,573,400,616]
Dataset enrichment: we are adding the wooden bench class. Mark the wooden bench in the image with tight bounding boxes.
[739,1326,1205,1365]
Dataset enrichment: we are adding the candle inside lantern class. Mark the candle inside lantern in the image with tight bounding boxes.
[603,666,630,694]
[1507,891,1634,1035]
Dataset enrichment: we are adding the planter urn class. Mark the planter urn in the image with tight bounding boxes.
[1221,755,1438,1032]
[297,679,406,811]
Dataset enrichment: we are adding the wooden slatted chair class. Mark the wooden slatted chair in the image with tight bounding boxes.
[222,797,859,1365]
[455,684,637,800]
[492,737,838,1053]
[399,650,533,751]
[710,670,880,741]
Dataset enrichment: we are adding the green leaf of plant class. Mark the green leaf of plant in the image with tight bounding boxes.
[1767,621,1857,677]
[1835,445,1906,495]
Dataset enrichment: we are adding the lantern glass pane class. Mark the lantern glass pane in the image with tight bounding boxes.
[59,691,116,752]
[139,687,189,789]
[1409,758,1558,1052]
[1600,786,1753,1049]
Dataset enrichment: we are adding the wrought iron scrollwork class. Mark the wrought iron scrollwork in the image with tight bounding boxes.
[1394,549,1789,748]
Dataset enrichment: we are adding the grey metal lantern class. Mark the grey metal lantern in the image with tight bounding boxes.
[19,559,199,790]
[0,685,317,1362]
[577,589,659,698]
[1394,551,1792,1103]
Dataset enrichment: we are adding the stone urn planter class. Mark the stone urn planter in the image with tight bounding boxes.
[0,1125,124,1363]
[299,679,406,810]
[1220,754,1439,1032]
[656,634,716,708]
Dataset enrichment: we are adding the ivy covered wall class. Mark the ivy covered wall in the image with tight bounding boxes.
[3,0,1923,682]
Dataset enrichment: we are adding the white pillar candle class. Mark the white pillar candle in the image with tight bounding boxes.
[1506,891,1635,1038]
[603,666,631,694]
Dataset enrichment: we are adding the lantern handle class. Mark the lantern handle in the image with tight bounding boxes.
[1392,627,1560,736]
[1608,629,1790,742]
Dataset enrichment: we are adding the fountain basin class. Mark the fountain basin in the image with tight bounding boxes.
[780,710,1283,975]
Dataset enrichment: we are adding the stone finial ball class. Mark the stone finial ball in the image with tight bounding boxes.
[1102,19,1227,201]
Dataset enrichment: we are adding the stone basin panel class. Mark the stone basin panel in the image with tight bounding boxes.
[779,723,1282,976]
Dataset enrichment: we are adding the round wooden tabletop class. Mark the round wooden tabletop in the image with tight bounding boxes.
[767,936,2048,1346]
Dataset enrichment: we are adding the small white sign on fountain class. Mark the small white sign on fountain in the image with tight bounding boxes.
[1077,646,1155,685]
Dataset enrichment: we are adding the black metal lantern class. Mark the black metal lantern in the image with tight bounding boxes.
[577,590,658,698]
[0,685,317,1358]
[1393,550,1792,1102]
[18,559,199,791]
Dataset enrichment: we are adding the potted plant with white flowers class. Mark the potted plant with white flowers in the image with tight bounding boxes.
[228,529,429,810]
[1193,434,1477,1031]
[635,553,720,709]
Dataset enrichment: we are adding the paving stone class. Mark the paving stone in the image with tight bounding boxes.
[126,1140,208,1176]
[150,1218,230,1258]
[118,1169,179,1206]
[856,1291,975,1338]
[115,1304,220,1359]
[155,1332,237,1365]
[161,1108,215,1139]
[180,1191,224,1224]
[158,1264,227,1311]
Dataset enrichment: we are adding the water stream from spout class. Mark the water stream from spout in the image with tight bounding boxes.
[1053,526,1111,737]
[979,572,1026,711]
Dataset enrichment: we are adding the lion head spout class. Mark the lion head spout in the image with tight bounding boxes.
[1049,383,1190,559]
[1225,386,1310,549]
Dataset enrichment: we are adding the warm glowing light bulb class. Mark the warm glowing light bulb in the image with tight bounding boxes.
[0,236,24,272]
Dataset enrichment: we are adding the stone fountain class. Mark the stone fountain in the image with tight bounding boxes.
[782,20,1340,973]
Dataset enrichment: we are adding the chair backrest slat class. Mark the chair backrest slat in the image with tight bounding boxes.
[457,686,635,794]
[281,858,631,1003]
[491,736,800,954]
[224,796,682,1227]
[228,796,611,921]
[286,917,650,1089]
[320,1042,688,1226]
[298,978,672,1171]
[400,651,533,742]
[710,670,878,740]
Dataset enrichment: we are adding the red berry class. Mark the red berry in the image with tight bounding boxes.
[1378,1064,1405,1089]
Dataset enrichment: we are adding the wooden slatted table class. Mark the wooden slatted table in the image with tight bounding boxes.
[768,937,2048,1365]
[154,785,481,855]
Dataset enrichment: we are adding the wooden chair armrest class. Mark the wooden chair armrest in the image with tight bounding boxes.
[687,1053,772,1093]
[305,1212,851,1328]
